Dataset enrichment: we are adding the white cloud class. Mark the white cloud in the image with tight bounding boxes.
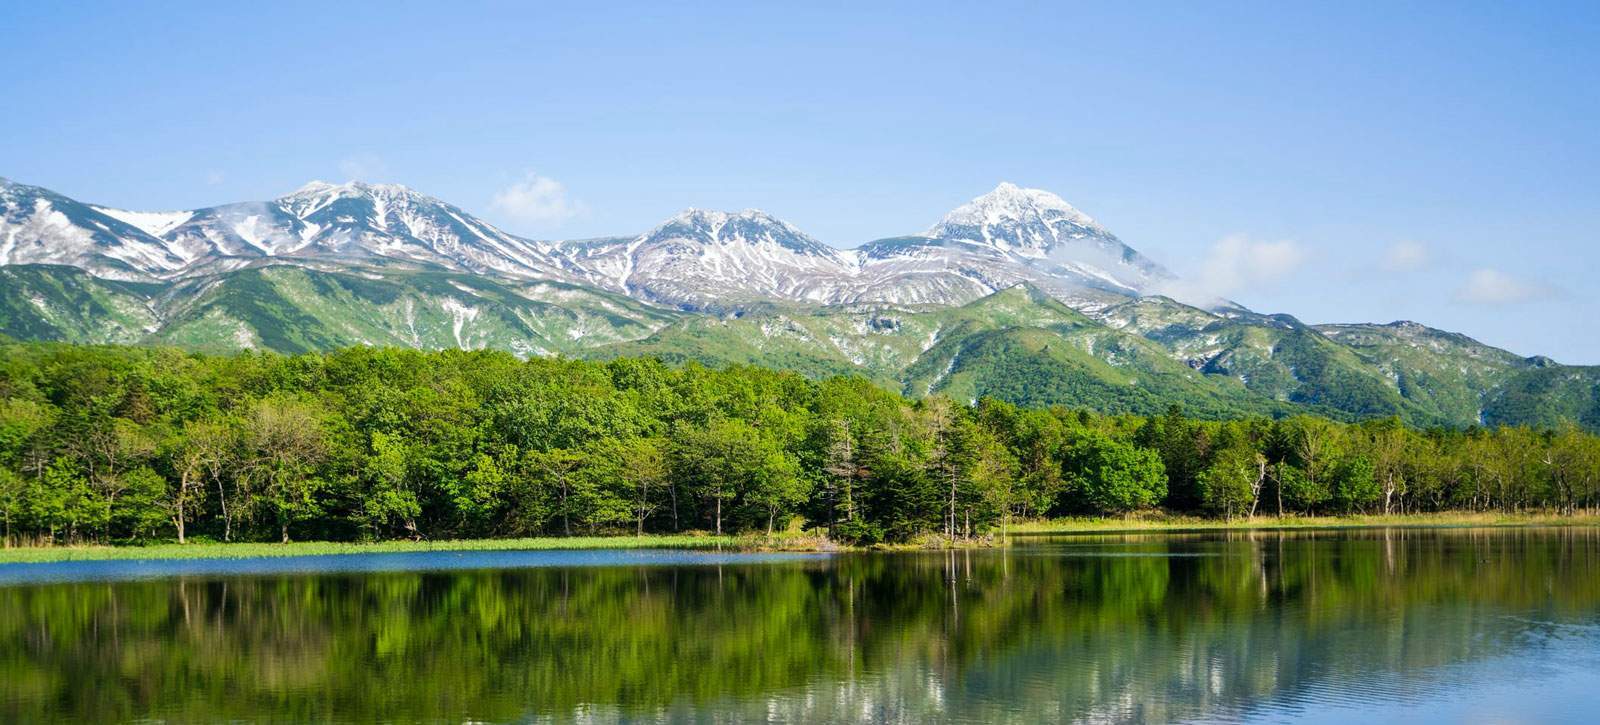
[1454,268,1552,305]
[1154,235,1308,306]
[1380,240,1430,273]
[490,172,585,226]
[205,170,226,186]
[338,154,387,181]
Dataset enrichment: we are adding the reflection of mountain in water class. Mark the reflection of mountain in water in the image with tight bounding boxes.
[2,528,1598,722]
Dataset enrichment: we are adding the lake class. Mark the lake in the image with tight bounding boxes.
[3,527,1598,723]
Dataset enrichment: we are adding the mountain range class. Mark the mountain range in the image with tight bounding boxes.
[2,176,1595,430]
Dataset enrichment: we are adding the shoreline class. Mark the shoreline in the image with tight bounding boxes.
[3,512,1597,564]
[0,534,740,565]
[1005,511,1600,536]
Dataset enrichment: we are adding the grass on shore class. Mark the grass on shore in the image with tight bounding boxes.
[1005,510,1600,535]
[4,512,1597,565]
[0,533,740,565]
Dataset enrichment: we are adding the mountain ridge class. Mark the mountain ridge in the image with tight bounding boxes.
[2,175,1595,431]
[1,178,1179,311]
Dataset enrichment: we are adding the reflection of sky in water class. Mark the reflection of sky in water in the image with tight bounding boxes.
[1224,618,1600,724]
[708,614,1600,723]
[677,617,1600,724]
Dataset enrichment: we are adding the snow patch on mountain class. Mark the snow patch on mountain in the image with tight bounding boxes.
[578,208,861,309]
[91,207,195,238]
[441,297,480,349]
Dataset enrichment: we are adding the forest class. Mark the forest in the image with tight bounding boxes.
[1,342,1598,546]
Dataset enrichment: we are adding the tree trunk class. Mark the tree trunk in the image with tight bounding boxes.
[104,492,116,544]
[216,476,232,542]
[174,470,189,544]
[281,521,290,544]
[946,468,957,539]
[561,475,571,537]
[715,493,723,536]
[1276,470,1283,517]
[636,480,648,537]
[1248,456,1266,518]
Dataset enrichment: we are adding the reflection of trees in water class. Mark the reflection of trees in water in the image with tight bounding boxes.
[2,528,1597,723]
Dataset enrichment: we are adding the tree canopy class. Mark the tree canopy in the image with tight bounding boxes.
[1,342,1597,546]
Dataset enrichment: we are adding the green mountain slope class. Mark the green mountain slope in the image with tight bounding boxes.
[903,325,1295,417]
[1481,365,1600,430]
[1313,321,1530,424]
[592,285,1598,427]
[598,287,1304,419]
[153,264,679,356]
[0,262,680,357]
[0,265,162,343]
[589,285,1100,387]
[1100,297,1471,422]
[1313,321,1600,428]
[1,263,1595,430]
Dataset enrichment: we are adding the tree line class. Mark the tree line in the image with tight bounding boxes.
[0,343,1597,545]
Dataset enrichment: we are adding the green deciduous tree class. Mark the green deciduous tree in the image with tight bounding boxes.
[1199,445,1265,520]
[1062,432,1167,515]
[1332,456,1380,514]
[361,431,422,539]
[244,398,327,543]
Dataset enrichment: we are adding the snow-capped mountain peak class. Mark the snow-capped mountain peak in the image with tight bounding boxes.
[289,179,416,195]
[648,207,838,258]
[276,180,432,222]
[911,182,1173,297]
[928,181,1104,253]
[0,177,190,278]
[230,180,571,277]
[553,207,862,310]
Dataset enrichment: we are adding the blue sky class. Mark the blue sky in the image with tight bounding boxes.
[3,1,1597,361]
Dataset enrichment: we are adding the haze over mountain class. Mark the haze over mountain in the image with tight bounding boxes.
[2,176,1595,431]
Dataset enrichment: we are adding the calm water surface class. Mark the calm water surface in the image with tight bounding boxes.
[2,527,1598,723]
